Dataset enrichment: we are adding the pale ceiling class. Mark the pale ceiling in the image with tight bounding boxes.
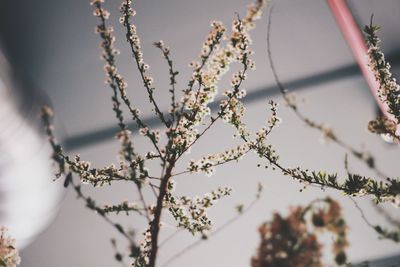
[0,0,400,266]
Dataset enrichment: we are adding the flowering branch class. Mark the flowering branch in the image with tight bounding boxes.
[364,17,400,143]
[365,18,400,124]
[120,0,169,127]
[266,5,388,179]
[154,41,179,122]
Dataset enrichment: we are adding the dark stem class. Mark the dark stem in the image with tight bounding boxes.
[148,154,176,267]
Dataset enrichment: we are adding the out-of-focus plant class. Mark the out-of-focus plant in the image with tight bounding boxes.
[38,0,400,266]
[251,198,348,267]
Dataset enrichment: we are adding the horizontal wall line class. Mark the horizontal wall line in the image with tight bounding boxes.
[64,50,400,151]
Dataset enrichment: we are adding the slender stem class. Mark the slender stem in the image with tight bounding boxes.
[158,229,181,249]
[172,149,251,177]
[154,42,178,123]
[138,188,150,222]
[160,196,260,267]
[72,178,135,245]
[122,1,168,127]
[349,197,375,229]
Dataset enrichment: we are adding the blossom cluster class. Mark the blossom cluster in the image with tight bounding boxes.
[171,1,267,154]
[133,228,152,267]
[188,144,249,176]
[171,21,227,151]
[243,0,267,29]
[0,227,21,267]
[254,101,281,142]
[164,187,232,234]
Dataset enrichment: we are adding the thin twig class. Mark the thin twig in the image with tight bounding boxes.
[160,195,260,267]
[266,4,388,180]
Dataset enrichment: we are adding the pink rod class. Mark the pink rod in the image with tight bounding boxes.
[327,0,398,128]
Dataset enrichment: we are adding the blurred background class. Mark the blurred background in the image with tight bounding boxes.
[0,0,399,266]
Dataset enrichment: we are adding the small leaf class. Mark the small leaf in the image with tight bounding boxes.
[115,224,125,234]
[64,173,72,188]
[115,253,123,262]
[236,204,244,214]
